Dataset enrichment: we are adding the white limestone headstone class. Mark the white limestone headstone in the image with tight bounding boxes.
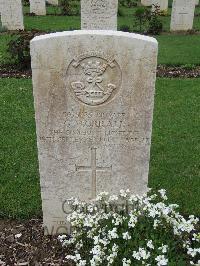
[0,0,24,30]
[170,0,196,31]
[30,0,46,16]
[141,0,152,7]
[30,30,158,235]
[81,0,118,30]
[152,0,168,12]
[46,0,58,5]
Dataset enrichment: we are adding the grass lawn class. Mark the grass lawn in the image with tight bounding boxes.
[1,33,200,67]
[21,5,200,32]
[1,4,200,67]
[0,77,199,219]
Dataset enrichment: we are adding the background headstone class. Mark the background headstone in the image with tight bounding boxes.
[30,0,46,16]
[141,0,152,6]
[170,0,196,31]
[31,30,158,235]
[0,0,24,30]
[46,0,58,6]
[81,0,118,30]
[152,0,168,12]
[196,0,199,5]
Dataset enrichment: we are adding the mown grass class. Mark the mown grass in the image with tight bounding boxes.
[1,33,200,67]
[1,4,200,67]
[0,78,41,219]
[149,78,200,216]
[0,78,199,219]
[21,5,200,32]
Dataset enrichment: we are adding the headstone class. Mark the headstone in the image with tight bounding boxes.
[170,0,195,31]
[46,0,58,5]
[0,0,24,30]
[30,0,46,16]
[81,0,118,30]
[141,0,152,6]
[196,0,199,5]
[31,30,158,235]
[152,0,168,12]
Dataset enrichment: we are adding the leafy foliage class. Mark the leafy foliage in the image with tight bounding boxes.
[134,7,151,32]
[134,5,163,35]
[147,5,163,35]
[7,31,36,70]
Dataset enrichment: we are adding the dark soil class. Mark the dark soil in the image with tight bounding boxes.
[0,219,73,266]
[1,65,200,79]
[0,65,32,79]
[157,65,200,78]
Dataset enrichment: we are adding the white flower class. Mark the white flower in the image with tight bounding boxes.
[108,227,118,240]
[128,213,138,228]
[122,258,131,266]
[147,240,154,250]
[133,248,150,261]
[158,244,168,254]
[153,219,160,229]
[122,232,131,240]
[109,195,118,201]
[158,189,168,200]
[155,255,168,266]
[77,260,86,266]
[187,247,200,258]
[120,189,130,198]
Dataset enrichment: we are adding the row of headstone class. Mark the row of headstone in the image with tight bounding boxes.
[0,0,198,32]
[0,0,119,31]
[0,0,60,30]
[141,0,196,32]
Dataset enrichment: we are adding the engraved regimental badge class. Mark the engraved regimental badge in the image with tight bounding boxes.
[66,54,122,106]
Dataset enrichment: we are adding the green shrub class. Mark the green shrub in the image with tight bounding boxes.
[134,7,151,32]
[7,31,36,70]
[147,6,163,35]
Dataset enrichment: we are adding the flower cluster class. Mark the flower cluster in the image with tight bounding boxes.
[59,189,200,265]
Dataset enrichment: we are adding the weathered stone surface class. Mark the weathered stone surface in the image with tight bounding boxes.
[141,0,152,6]
[31,30,158,234]
[46,0,58,6]
[81,0,118,30]
[0,0,24,30]
[152,0,168,12]
[30,0,46,16]
[170,0,195,31]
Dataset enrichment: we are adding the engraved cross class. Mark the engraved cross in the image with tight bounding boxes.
[76,148,112,199]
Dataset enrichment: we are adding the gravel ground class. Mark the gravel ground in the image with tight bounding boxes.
[0,219,73,266]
